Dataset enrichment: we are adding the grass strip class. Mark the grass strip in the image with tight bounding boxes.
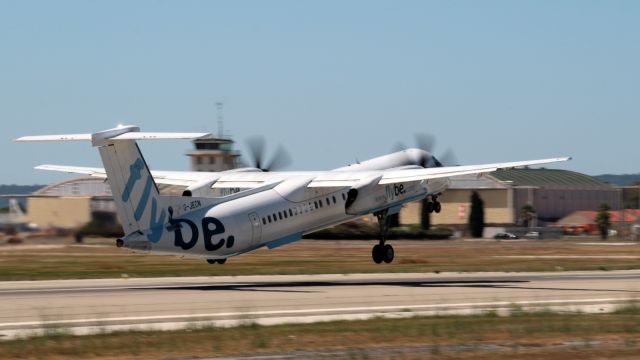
[2,303,640,359]
[1,239,640,281]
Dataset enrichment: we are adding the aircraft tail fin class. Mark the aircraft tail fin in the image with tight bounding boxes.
[16,125,209,237]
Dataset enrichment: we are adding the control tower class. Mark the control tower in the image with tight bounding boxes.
[187,102,241,172]
[187,137,240,172]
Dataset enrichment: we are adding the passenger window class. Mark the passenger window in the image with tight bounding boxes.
[268,215,272,223]
[332,196,336,204]
[273,213,277,222]
[283,211,288,219]
[278,212,283,220]
[289,209,293,217]
[262,218,266,225]
[326,198,330,206]
[342,193,346,200]
[314,201,318,209]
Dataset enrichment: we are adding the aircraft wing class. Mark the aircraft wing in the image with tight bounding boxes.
[35,165,217,187]
[35,165,315,188]
[307,157,571,187]
[378,157,571,185]
[36,156,570,189]
[35,164,107,177]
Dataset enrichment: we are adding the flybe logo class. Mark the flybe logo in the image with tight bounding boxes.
[122,158,234,251]
[122,158,166,243]
[166,207,235,251]
[385,184,406,201]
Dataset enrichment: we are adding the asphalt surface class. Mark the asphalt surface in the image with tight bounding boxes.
[1,270,639,339]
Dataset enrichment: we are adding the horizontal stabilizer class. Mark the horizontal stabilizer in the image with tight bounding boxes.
[16,132,209,142]
[15,134,92,142]
[110,132,211,141]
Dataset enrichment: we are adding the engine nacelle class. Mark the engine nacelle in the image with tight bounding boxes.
[182,177,219,197]
[345,175,385,215]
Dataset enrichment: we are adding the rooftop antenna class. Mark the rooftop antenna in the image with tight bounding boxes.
[216,102,224,138]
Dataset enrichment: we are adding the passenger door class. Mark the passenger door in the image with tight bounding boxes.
[248,212,262,246]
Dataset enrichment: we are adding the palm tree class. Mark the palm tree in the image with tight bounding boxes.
[468,192,484,238]
[595,203,611,240]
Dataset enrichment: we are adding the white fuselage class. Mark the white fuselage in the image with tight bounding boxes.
[121,149,449,259]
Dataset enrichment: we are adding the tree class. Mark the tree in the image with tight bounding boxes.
[595,203,611,240]
[520,204,536,227]
[420,199,431,230]
[468,191,485,238]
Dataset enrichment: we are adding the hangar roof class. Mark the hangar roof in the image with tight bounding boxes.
[32,177,185,197]
[488,169,612,189]
[34,177,112,197]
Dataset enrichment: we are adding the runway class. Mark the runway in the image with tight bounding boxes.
[1,270,639,339]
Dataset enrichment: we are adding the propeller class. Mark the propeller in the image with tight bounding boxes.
[244,136,292,172]
[396,133,459,168]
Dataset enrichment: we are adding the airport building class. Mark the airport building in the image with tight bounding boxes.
[400,169,621,227]
[27,177,113,229]
[187,136,241,172]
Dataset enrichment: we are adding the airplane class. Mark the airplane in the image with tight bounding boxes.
[16,125,570,264]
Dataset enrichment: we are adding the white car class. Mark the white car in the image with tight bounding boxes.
[524,231,542,239]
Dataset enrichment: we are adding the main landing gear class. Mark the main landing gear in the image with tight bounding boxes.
[372,210,395,264]
[425,195,442,214]
[207,258,227,264]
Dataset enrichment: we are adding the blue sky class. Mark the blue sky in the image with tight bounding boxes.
[1,1,638,184]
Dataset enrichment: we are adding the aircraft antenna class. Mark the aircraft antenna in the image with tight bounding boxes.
[216,102,224,138]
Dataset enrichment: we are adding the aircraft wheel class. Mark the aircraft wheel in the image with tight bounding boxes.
[372,244,384,264]
[382,244,394,264]
[434,201,442,213]
[206,259,216,264]
[216,258,227,264]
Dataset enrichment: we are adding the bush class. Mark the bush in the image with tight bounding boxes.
[80,211,124,238]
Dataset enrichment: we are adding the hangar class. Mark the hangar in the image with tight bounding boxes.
[401,168,621,227]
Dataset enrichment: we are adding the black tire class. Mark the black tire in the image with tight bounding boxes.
[382,244,394,264]
[216,258,227,264]
[372,244,383,264]
[206,259,216,264]
[434,201,442,213]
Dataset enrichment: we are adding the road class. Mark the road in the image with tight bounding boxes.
[1,270,639,339]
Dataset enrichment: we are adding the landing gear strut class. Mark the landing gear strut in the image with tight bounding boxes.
[372,210,395,264]
[426,196,442,214]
